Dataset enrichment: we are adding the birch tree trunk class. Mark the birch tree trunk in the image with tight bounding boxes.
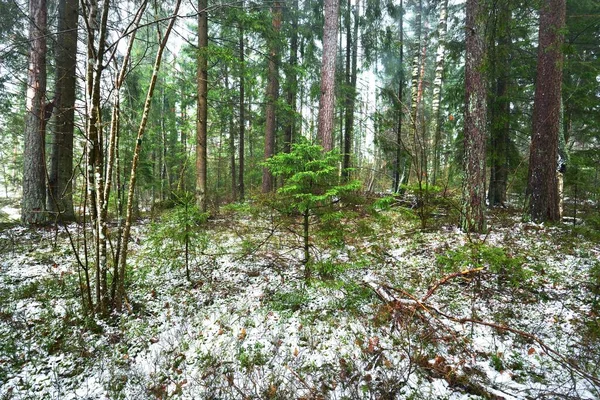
[431,0,448,186]
[116,0,182,309]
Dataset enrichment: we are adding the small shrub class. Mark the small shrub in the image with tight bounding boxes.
[436,244,529,287]
[269,289,309,312]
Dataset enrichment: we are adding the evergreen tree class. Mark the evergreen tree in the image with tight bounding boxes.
[22,0,48,224]
[526,0,566,222]
[461,0,487,233]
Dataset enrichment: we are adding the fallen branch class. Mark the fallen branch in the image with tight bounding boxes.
[364,278,600,390]
[422,267,484,302]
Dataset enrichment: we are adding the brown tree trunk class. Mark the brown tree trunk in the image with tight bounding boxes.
[48,0,77,221]
[461,0,487,233]
[227,66,236,201]
[393,0,404,193]
[526,0,566,222]
[317,0,340,151]
[283,0,299,154]
[262,1,281,193]
[238,24,245,201]
[196,0,208,211]
[22,0,47,225]
[342,0,358,180]
[487,1,511,207]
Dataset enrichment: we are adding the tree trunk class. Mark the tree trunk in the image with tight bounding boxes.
[116,0,181,309]
[48,0,77,221]
[431,0,448,186]
[262,1,281,193]
[461,0,487,233]
[22,0,48,225]
[317,0,340,151]
[393,0,404,193]
[526,0,566,222]
[196,0,208,211]
[238,24,245,201]
[283,0,298,154]
[342,0,358,180]
[487,1,511,207]
[227,65,236,201]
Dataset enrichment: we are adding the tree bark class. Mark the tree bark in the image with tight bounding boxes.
[283,0,299,154]
[487,1,511,207]
[48,0,77,221]
[116,0,182,309]
[461,0,487,233]
[342,0,358,180]
[431,0,449,186]
[316,0,340,151]
[262,1,281,193]
[196,0,208,211]
[526,0,566,222]
[393,0,404,193]
[22,0,47,225]
[238,24,245,201]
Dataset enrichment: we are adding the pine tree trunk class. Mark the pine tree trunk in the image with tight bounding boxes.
[283,0,299,154]
[196,0,208,211]
[461,0,487,233]
[393,0,404,193]
[262,1,281,193]
[317,0,340,151]
[22,0,48,225]
[342,0,358,180]
[487,2,511,207]
[238,24,245,201]
[48,0,77,221]
[227,66,236,201]
[526,0,565,222]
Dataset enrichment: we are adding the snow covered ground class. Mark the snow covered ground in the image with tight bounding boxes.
[0,209,599,399]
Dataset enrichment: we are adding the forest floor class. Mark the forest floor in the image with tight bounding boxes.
[0,195,599,399]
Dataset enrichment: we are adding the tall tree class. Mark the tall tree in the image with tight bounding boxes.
[196,0,208,211]
[430,0,449,186]
[487,1,511,206]
[526,0,566,222]
[316,0,340,151]
[238,23,245,201]
[22,0,48,224]
[262,1,282,193]
[342,0,359,179]
[48,0,78,221]
[283,0,299,154]
[393,0,405,193]
[461,0,487,233]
